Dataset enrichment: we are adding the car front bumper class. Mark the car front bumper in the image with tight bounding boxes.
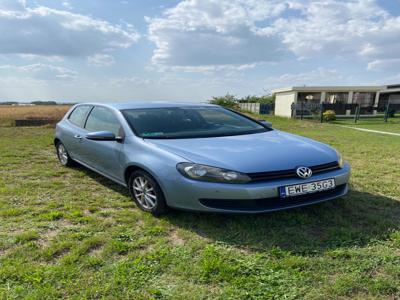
[162,162,351,213]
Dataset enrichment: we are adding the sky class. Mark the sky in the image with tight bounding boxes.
[1,0,400,102]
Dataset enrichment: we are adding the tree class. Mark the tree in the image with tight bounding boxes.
[238,95,275,104]
[209,93,239,108]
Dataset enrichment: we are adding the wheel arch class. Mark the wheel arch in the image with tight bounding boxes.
[54,137,61,146]
[124,164,159,186]
[124,164,168,199]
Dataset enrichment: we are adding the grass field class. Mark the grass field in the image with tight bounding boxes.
[0,105,71,127]
[332,116,400,134]
[1,116,399,299]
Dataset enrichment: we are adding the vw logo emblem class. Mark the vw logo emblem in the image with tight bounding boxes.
[296,166,312,179]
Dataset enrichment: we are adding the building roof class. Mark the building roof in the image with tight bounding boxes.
[380,85,400,94]
[272,85,384,94]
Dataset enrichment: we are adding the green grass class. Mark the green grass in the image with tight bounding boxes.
[332,116,400,134]
[1,117,400,299]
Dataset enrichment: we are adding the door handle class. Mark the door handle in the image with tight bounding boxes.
[74,134,83,140]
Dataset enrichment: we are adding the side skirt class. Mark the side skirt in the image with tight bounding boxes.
[72,157,127,187]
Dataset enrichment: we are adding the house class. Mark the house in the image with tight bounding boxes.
[273,85,400,117]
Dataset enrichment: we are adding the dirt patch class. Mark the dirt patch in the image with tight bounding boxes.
[89,244,104,257]
[38,228,60,247]
[83,209,92,216]
[169,229,185,246]
[38,219,76,247]
[0,248,10,257]
[58,219,76,229]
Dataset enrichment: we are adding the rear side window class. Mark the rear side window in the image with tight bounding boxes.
[68,105,92,128]
[85,106,122,136]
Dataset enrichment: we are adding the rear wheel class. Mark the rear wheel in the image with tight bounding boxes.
[56,142,75,167]
[128,170,168,216]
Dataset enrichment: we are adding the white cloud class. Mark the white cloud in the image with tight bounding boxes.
[62,1,73,10]
[109,76,154,87]
[148,0,400,72]
[18,0,26,6]
[273,0,388,56]
[0,4,140,57]
[151,62,258,74]
[16,53,65,62]
[0,76,47,89]
[0,63,77,80]
[147,0,288,68]
[87,54,115,66]
[368,58,400,71]
[264,68,349,91]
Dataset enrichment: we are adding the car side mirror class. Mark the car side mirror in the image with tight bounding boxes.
[258,120,272,128]
[86,131,123,141]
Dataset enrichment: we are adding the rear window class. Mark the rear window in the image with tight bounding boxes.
[68,105,92,128]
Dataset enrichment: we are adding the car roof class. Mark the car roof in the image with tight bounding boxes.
[79,101,217,110]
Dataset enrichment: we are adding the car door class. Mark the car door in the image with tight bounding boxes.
[83,106,125,182]
[61,105,92,162]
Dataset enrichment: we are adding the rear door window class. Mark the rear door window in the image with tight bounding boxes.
[68,105,92,128]
[85,106,122,136]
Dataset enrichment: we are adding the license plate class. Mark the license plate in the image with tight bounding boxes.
[279,178,335,198]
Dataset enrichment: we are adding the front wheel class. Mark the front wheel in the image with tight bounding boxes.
[128,170,168,216]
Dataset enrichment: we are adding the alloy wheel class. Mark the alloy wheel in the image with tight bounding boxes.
[132,176,157,209]
[57,144,69,165]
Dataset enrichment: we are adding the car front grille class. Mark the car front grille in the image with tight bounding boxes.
[199,184,347,212]
[247,161,340,182]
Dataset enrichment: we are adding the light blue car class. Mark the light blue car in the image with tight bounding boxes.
[55,102,350,215]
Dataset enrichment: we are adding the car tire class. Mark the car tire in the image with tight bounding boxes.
[56,141,75,167]
[128,170,168,216]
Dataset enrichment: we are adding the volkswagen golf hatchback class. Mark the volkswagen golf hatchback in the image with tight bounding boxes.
[55,102,350,215]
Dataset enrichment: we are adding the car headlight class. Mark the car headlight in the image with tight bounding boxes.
[177,163,251,184]
[336,150,344,168]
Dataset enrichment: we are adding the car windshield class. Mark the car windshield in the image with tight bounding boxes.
[122,107,270,139]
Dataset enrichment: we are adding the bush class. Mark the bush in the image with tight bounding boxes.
[323,110,336,122]
[209,93,239,109]
[209,94,276,109]
[238,95,275,105]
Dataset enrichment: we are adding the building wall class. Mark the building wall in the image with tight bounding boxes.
[274,87,391,117]
[274,91,296,117]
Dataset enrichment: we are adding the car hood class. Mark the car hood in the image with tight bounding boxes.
[145,130,338,173]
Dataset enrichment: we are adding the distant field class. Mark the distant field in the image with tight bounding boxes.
[0,105,71,127]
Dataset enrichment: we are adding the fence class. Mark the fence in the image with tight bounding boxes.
[291,102,400,123]
[239,103,274,115]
